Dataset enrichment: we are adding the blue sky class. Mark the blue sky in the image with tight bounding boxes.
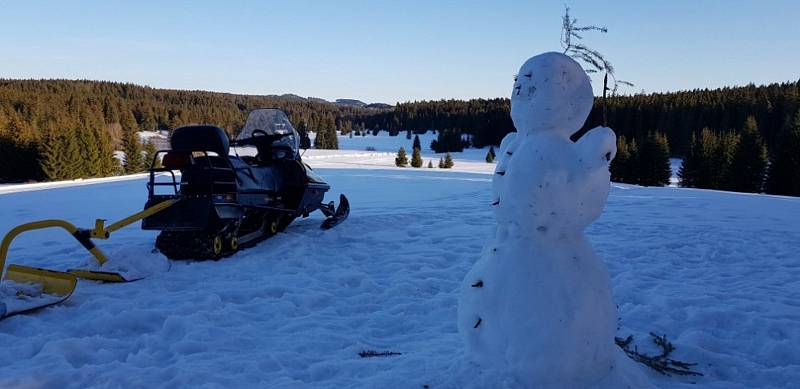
[1,1,798,103]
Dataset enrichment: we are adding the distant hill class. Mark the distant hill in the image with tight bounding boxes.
[335,99,367,108]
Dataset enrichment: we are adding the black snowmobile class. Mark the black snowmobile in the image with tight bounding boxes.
[142,108,349,259]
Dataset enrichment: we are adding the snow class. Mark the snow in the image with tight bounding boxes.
[0,122,798,387]
[458,52,649,387]
[670,158,683,187]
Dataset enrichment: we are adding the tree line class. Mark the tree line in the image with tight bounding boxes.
[347,80,800,195]
[0,79,373,181]
[2,78,799,196]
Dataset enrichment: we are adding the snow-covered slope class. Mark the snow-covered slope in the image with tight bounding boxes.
[0,138,798,388]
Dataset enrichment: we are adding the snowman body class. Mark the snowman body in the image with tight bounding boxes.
[458,52,649,387]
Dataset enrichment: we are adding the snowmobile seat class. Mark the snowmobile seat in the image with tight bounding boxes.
[171,125,230,156]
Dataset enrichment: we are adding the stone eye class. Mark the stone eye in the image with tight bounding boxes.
[524,73,532,78]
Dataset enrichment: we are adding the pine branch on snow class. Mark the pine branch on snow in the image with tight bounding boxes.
[615,333,703,377]
[358,350,402,358]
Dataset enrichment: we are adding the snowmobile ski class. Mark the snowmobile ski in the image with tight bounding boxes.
[321,194,350,230]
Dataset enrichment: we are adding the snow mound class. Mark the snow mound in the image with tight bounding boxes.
[72,243,170,281]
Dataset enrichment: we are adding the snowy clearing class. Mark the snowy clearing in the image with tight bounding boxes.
[0,136,797,388]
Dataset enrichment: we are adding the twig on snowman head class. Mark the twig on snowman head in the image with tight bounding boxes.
[560,5,633,97]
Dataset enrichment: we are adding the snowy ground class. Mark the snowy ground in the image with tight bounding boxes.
[0,134,798,388]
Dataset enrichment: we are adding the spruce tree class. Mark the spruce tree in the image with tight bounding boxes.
[765,112,800,196]
[143,140,160,169]
[78,126,102,177]
[122,127,144,173]
[40,130,67,180]
[297,120,312,149]
[444,152,454,168]
[678,133,700,188]
[96,127,119,176]
[63,128,84,178]
[313,128,327,149]
[438,157,445,168]
[428,160,433,168]
[610,135,630,183]
[395,147,408,167]
[329,125,339,149]
[695,128,721,188]
[413,135,421,150]
[724,116,768,193]
[715,131,740,188]
[626,138,640,184]
[485,148,495,163]
[411,147,423,167]
[313,117,339,150]
[637,132,671,186]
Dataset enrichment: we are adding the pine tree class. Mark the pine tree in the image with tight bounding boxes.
[431,128,467,153]
[122,127,144,173]
[715,131,740,188]
[395,147,408,167]
[314,117,339,150]
[678,133,700,188]
[626,138,640,184]
[143,140,160,169]
[692,128,720,188]
[428,160,433,168]
[413,135,421,150]
[724,116,768,193]
[40,130,67,180]
[78,126,102,177]
[485,148,494,163]
[438,157,445,168]
[329,123,339,149]
[411,147,423,167]
[96,127,119,176]
[313,128,327,149]
[765,111,800,196]
[297,120,312,149]
[444,152,454,168]
[63,128,84,178]
[637,132,671,186]
[680,128,739,190]
[610,135,630,183]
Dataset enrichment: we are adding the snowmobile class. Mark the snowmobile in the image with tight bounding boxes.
[0,108,347,320]
[142,108,349,259]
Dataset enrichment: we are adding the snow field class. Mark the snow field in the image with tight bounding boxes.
[0,133,796,388]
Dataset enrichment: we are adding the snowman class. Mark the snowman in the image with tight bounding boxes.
[457,52,650,388]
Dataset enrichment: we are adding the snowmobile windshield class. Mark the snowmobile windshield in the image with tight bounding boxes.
[238,109,300,156]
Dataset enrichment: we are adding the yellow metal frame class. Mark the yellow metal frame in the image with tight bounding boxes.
[0,199,177,281]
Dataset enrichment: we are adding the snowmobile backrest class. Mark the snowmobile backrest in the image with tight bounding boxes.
[171,125,230,156]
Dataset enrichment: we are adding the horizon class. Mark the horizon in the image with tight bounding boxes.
[2,1,799,103]
[4,76,798,106]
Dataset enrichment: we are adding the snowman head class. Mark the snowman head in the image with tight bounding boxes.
[510,52,594,137]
